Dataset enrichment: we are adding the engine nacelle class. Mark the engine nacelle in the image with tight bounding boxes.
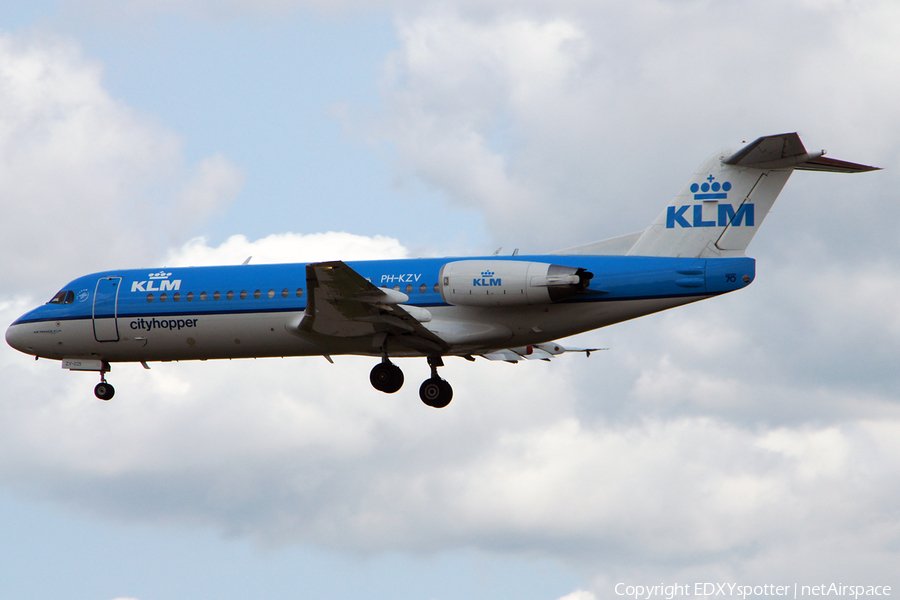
[439,260,592,307]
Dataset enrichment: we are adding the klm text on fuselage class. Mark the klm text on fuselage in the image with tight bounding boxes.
[666,203,755,229]
[131,279,182,292]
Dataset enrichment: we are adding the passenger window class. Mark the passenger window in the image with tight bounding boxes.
[213,291,221,301]
[406,284,413,294]
[282,288,289,298]
[254,290,262,299]
[187,292,194,302]
[419,284,427,294]
[240,290,247,300]
[160,293,167,302]
[268,289,275,298]
[296,288,304,298]
[200,292,208,301]
[147,294,154,303]
[226,291,234,300]
[173,292,181,302]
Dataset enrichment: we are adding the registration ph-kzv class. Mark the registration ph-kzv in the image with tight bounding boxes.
[614,583,892,599]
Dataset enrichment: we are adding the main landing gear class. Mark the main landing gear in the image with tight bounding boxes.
[370,358,404,394]
[420,356,453,408]
[368,356,453,408]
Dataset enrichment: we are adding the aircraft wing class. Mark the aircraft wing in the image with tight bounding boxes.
[296,261,449,353]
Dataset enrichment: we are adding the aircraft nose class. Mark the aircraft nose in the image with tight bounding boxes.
[5,321,36,356]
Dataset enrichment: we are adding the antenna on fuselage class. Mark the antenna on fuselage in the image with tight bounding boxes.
[242,256,252,265]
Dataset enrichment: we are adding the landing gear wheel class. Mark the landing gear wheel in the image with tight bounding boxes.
[370,362,404,394]
[419,378,453,408]
[94,382,115,401]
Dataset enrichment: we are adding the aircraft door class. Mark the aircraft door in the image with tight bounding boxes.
[93,277,122,342]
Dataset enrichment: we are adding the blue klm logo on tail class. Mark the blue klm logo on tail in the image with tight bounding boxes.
[666,175,754,229]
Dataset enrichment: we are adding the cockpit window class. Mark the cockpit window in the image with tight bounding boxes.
[49,290,76,305]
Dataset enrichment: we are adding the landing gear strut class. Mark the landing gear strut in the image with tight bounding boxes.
[94,371,115,401]
[419,356,453,408]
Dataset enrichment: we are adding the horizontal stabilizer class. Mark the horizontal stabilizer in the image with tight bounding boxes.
[794,155,880,173]
[725,132,879,172]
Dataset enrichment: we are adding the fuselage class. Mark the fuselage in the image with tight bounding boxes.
[6,254,755,364]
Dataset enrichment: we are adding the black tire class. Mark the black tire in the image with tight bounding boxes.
[94,382,115,401]
[370,362,404,394]
[419,378,452,408]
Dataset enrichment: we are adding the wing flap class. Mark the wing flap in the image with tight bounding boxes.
[478,343,605,363]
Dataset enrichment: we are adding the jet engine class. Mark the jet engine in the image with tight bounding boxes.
[439,260,593,307]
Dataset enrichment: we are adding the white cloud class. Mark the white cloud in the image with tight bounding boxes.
[164,231,408,267]
[0,32,243,295]
[363,1,900,254]
[376,13,600,249]
[3,320,900,583]
[556,591,596,600]
[172,154,245,235]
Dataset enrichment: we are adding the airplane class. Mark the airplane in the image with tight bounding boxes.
[6,133,879,408]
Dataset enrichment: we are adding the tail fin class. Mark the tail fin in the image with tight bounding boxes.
[625,132,878,258]
[554,133,879,258]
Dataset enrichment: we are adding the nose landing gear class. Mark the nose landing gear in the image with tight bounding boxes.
[94,370,115,401]
[61,358,115,400]
[94,381,115,401]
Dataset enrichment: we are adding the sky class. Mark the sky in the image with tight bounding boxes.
[2,1,900,599]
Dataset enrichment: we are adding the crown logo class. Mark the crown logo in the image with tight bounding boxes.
[691,175,731,200]
[481,270,495,278]
[148,271,172,280]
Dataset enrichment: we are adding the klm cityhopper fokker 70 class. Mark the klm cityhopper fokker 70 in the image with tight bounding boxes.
[6,133,878,407]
